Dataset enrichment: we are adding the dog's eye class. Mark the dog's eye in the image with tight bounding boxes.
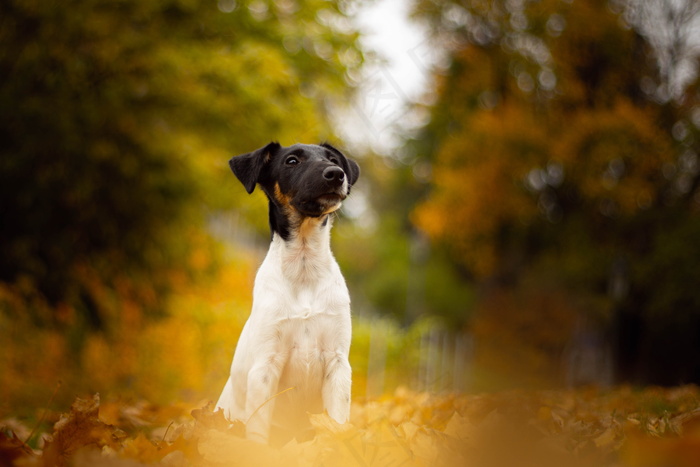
[329,157,339,165]
[285,156,299,166]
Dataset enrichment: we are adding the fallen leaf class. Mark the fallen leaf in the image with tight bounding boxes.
[119,432,162,463]
[307,412,353,436]
[191,402,244,436]
[443,412,473,440]
[593,426,618,448]
[41,394,126,467]
[0,430,36,464]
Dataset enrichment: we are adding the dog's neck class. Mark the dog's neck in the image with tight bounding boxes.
[269,214,335,285]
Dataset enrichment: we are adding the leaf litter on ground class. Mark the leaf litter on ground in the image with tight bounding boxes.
[1,385,700,466]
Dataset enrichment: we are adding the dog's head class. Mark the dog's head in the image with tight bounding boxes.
[230,142,360,218]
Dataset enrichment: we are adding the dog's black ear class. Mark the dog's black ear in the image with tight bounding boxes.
[344,157,360,187]
[229,142,280,194]
[321,143,360,187]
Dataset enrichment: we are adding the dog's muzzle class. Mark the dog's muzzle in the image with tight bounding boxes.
[319,166,348,201]
[291,165,349,216]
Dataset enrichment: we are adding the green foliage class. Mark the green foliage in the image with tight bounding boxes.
[334,158,475,328]
[336,216,410,320]
[422,249,475,329]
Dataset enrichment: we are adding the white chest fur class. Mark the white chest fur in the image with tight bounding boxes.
[216,216,352,444]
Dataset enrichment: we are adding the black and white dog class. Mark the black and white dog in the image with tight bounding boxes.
[216,142,360,444]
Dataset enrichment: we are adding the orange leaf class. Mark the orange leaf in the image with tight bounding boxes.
[42,394,126,467]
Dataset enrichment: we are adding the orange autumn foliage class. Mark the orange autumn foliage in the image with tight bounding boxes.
[3,386,700,466]
[414,104,545,276]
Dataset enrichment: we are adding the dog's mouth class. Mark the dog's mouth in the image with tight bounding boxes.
[317,193,345,214]
[291,192,346,217]
[317,193,345,203]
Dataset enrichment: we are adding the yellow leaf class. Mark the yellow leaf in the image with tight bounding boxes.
[398,420,421,441]
[408,427,440,464]
[308,413,353,436]
[120,432,161,463]
[443,412,472,440]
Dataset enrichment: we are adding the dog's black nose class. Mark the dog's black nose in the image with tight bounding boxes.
[323,166,345,185]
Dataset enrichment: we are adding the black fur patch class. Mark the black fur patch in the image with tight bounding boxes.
[229,142,360,241]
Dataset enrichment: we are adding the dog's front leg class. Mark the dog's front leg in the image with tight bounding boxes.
[245,360,282,443]
[322,351,352,424]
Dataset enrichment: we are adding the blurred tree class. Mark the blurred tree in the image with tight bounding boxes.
[334,153,475,329]
[0,0,362,335]
[411,0,700,385]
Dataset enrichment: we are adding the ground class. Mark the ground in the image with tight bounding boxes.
[2,386,700,466]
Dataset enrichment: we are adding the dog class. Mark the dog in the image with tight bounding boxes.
[216,142,360,444]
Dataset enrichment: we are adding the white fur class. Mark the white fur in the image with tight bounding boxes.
[216,214,352,443]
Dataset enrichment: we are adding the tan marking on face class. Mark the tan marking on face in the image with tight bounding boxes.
[274,182,293,208]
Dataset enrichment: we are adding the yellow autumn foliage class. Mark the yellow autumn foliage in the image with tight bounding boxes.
[4,386,700,466]
[0,242,254,410]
